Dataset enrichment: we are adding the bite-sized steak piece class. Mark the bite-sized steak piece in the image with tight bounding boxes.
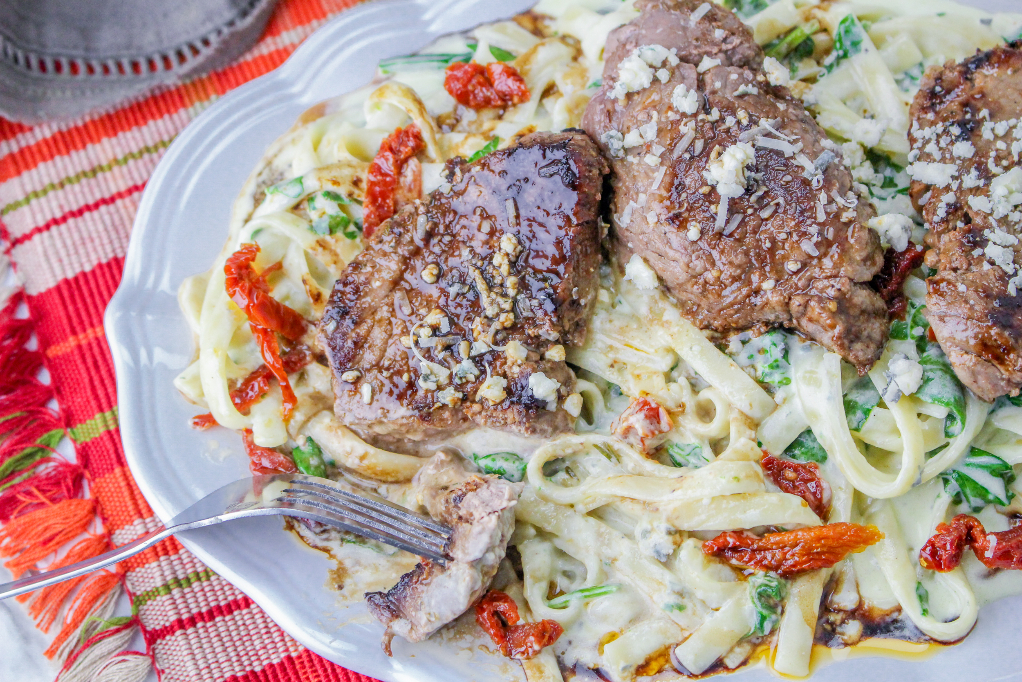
[318,131,608,452]
[603,0,762,74]
[582,0,888,372]
[908,42,1022,401]
[365,451,522,648]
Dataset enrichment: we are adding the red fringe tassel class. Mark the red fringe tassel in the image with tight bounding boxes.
[0,291,124,660]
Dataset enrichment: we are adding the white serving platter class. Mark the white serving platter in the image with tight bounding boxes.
[105,1,1022,680]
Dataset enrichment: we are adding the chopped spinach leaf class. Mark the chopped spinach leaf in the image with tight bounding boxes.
[722,0,770,19]
[548,584,620,609]
[765,20,819,61]
[473,451,526,482]
[940,447,1016,511]
[890,299,930,354]
[311,213,361,239]
[826,14,868,73]
[916,581,930,617]
[783,429,828,464]
[467,137,501,163]
[378,51,473,74]
[265,177,304,199]
[844,375,881,432]
[917,343,967,437]
[666,441,710,468]
[466,43,516,62]
[749,573,787,637]
[292,438,328,477]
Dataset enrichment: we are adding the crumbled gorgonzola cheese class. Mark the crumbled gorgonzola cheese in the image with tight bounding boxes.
[762,56,790,87]
[867,213,913,252]
[477,375,507,404]
[528,372,561,403]
[600,130,625,158]
[696,55,721,73]
[703,141,756,199]
[608,45,679,100]
[624,254,660,290]
[672,83,699,114]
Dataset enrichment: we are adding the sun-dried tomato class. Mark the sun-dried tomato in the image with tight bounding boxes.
[475,590,563,659]
[189,346,312,428]
[614,397,673,453]
[364,125,425,236]
[761,454,831,519]
[871,243,925,318]
[920,514,1022,572]
[224,244,307,341]
[444,62,530,110]
[506,619,564,659]
[241,428,298,475]
[487,63,531,105]
[224,244,309,420]
[476,590,519,651]
[190,413,219,430]
[250,326,299,420]
[703,523,884,577]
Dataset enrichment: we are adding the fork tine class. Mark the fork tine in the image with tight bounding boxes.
[281,498,449,562]
[287,478,450,534]
[283,492,450,555]
[283,482,449,538]
[281,487,449,548]
[283,502,449,563]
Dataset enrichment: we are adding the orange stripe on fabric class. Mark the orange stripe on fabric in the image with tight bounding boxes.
[44,325,104,358]
[88,464,187,571]
[89,466,155,531]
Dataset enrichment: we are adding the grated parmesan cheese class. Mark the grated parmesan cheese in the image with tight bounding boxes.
[906,161,957,188]
[563,393,583,417]
[609,53,653,99]
[609,44,681,100]
[952,140,976,159]
[990,167,1022,219]
[690,2,711,24]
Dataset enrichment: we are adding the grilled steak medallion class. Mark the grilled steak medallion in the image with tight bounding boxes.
[317,131,608,452]
[582,0,888,371]
[908,42,1022,401]
[365,451,522,649]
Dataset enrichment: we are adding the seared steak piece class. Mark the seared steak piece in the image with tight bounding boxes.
[365,451,521,649]
[318,131,607,452]
[581,0,888,371]
[908,42,1022,401]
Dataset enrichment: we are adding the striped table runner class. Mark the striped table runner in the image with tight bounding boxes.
[0,1,378,680]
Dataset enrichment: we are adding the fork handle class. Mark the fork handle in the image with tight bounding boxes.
[0,525,180,601]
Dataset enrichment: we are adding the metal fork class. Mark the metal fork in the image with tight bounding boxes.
[0,474,451,601]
